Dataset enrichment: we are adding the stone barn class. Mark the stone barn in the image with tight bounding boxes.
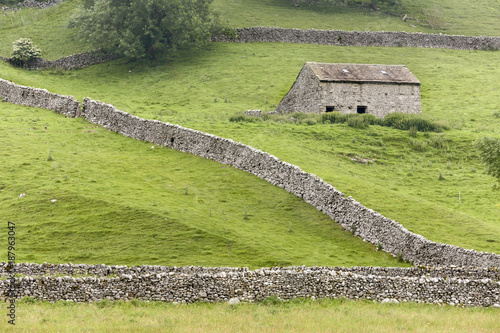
[275,62,421,118]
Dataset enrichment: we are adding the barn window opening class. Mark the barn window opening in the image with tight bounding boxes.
[326,106,335,112]
[357,106,367,114]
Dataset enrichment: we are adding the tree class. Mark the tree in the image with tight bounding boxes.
[476,136,500,185]
[10,38,42,66]
[69,0,230,60]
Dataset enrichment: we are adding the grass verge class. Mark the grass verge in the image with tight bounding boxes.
[3,298,499,332]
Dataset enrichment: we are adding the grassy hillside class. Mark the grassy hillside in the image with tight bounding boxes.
[1,41,499,254]
[213,0,500,36]
[0,0,498,264]
[0,101,406,267]
[0,0,499,60]
[1,0,499,327]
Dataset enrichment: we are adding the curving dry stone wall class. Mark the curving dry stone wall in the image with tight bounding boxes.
[0,78,80,117]
[23,51,120,71]
[1,77,499,268]
[81,98,500,268]
[1,263,499,306]
[213,27,500,51]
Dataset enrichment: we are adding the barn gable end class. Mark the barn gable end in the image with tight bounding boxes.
[275,62,421,118]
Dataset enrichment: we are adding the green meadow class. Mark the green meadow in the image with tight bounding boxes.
[0,0,499,329]
[1,42,499,256]
[0,101,404,267]
[4,298,500,332]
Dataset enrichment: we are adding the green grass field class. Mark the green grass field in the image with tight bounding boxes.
[0,0,499,329]
[212,0,500,36]
[4,298,499,332]
[1,41,499,255]
[0,101,406,267]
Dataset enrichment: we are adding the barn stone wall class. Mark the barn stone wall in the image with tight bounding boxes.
[276,77,421,117]
[213,27,500,51]
[319,82,421,117]
[275,65,321,113]
[1,263,499,306]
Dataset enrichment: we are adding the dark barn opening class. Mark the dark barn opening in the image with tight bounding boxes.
[357,106,367,114]
[326,106,335,112]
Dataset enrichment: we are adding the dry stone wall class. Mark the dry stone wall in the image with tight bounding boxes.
[213,27,500,51]
[0,78,80,117]
[1,50,120,71]
[1,263,499,306]
[81,98,500,268]
[23,51,120,71]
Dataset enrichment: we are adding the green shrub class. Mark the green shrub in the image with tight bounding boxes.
[229,115,260,123]
[320,112,348,124]
[347,116,369,129]
[320,112,377,128]
[409,138,427,152]
[382,113,447,132]
[70,0,232,60]
[10,38,42,66]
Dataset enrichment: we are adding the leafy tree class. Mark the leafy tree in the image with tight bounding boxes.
[10,38,42,66]
[476,136,500,185]
[70,0,230,60]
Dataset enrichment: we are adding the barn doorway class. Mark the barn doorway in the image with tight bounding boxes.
[357,106,367,114]
[325,106,335,112]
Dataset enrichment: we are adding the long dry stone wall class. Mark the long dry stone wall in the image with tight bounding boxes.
[81,98,500,268]
[0,78,80,117]
[1,263,499,306]
[213,27,500,51]
[1,78,499,267]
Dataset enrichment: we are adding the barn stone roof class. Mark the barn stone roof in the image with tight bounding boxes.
[306,62,421,85]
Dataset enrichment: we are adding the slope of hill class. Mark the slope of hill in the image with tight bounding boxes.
[1,0,499,329]
[213,0,500,36]
[0,0,499,265]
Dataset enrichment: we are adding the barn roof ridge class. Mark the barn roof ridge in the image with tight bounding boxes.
[305,62,421,85]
